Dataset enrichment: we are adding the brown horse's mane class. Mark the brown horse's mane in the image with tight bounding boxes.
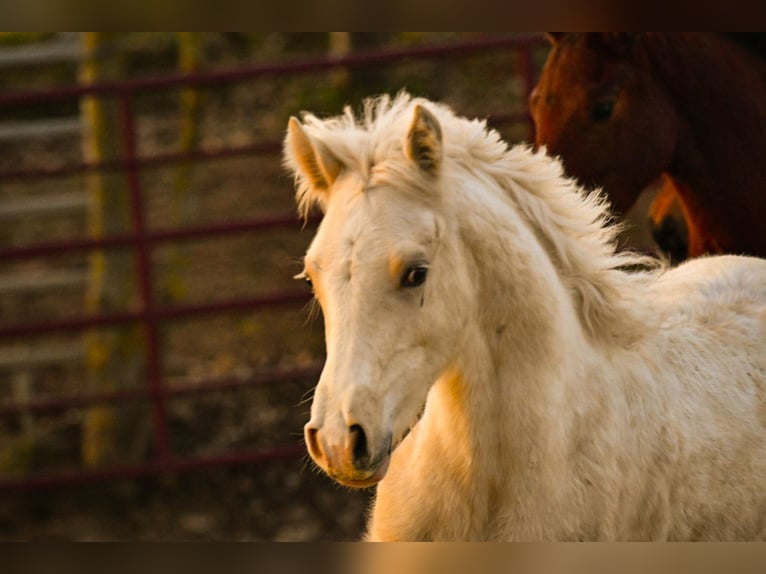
[643,34,766,128]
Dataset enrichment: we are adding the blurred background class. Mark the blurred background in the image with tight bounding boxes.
[0,32,556,540]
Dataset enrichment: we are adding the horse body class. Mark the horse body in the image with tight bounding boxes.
[530,33,766,259]
[284,93,766,541]
[370,214,766,541]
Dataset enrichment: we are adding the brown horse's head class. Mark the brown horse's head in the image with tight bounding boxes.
[530,33,680,215]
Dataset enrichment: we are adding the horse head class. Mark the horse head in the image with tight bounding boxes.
[530,33,680,215]
[284,101,472,487]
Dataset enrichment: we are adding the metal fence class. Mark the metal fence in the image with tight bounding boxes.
[0,33,546,490]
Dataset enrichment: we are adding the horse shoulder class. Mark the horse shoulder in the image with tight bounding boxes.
[365,433,429,541]
[367,374,494,541]
[366,436,474,541]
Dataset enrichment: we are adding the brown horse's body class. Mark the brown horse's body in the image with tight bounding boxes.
[530,33,766,259]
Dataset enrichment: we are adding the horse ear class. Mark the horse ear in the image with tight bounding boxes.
[285,116,342,191]
[406,104,443,175]
[586,33,639,57]
[546,32,567,44]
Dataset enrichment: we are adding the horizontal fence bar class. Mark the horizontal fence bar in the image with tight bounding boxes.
[0,444,306,492]
[0,363,323,418]
[0,139,283,183]
[0,35,82,68]
[0,268,86,294]
[0,212,320,261]
[0,190,88,218]
[0,111,529,183]
[0,291,311,339]
[0,341,84,371]
[0,34,546,108]
[0,117,81,141]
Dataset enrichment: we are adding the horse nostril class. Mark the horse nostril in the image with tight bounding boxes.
[305,426,326,464]
[348,424,369,468]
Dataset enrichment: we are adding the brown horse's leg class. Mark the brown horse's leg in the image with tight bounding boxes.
[648,176,689,263]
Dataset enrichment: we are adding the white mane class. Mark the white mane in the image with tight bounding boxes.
[285,92,665,341]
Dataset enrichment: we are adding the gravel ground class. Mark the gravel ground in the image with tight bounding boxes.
[0,459,373,540]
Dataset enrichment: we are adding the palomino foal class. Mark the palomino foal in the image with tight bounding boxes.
[284,93,766,541]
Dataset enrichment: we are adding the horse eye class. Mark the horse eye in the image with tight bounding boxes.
[591,100,615,123]
[401,266,428,288]
[295,271,312,288]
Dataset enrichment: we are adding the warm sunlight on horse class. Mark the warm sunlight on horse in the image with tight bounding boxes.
[285,93,766,541]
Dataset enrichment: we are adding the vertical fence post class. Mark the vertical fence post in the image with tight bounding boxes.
[118,93,171,464]
[80,32,143,469]
[161,32,203,304]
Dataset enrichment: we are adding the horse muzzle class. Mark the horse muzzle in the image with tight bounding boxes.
[304,423,391,488]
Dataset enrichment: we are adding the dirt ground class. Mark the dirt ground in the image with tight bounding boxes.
[0,459,373,541]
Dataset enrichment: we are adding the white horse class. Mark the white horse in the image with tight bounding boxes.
[283,92,766,541]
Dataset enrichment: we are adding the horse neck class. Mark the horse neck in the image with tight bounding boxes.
[417,165,658,529]
[648,34,766,250]
[452,176,583,362]
[431,180,589,480]
[426,250,588,533]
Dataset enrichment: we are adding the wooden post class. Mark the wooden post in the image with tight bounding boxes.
[160,32,203,303]
[328,32,351,89]
[79,33,144,468]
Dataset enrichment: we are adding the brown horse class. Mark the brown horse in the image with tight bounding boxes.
[530,33,766,260]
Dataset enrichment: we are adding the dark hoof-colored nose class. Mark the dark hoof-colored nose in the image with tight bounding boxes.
[305,423,371,471]
[348,424,369,469]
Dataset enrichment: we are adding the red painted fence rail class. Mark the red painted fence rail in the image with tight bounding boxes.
[0,34,545,491]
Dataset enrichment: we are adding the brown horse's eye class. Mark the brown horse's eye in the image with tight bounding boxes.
[401,266,428,288]
[591,100,615,123]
